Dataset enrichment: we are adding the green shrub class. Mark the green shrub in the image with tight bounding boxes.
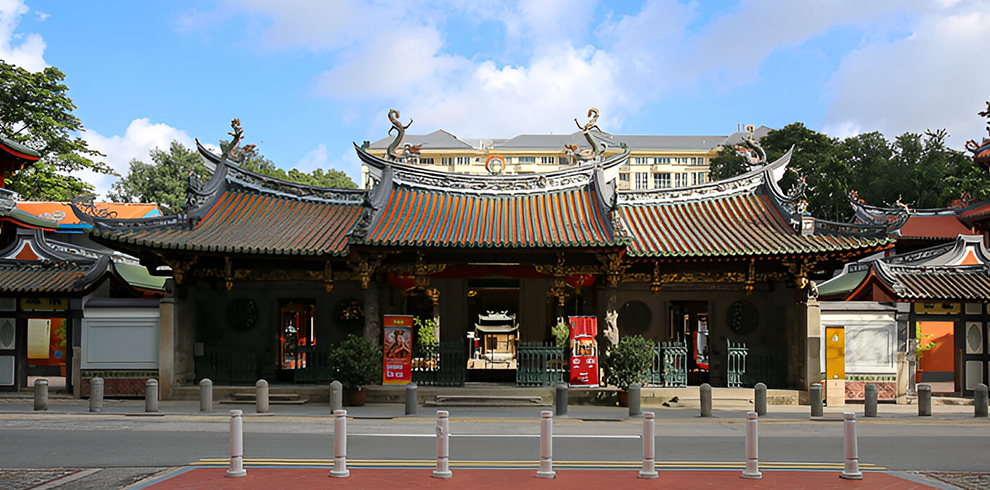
[327,334,382,390]
[604,335,653,390]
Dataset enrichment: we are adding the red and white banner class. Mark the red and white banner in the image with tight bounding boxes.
[568,316,599,387]
[383,315,413,385]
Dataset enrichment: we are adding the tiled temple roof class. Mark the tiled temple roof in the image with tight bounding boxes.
[0,259,106,293]
[616,149,893,258]
[874,260,990,300]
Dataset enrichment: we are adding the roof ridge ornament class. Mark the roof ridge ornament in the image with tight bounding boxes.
[567,108,611,164]
[965,100,990,168]
[386,110,422,162]
[734,124,767,170]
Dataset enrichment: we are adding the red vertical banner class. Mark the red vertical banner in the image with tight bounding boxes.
[568,316,599,387]
[383,315,413,385]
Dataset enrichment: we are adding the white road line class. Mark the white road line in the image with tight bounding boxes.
[351,433,640,439]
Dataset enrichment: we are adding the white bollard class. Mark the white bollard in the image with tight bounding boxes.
[741,411,762,479]
[225,410,246,478]
[840,412,863,480]
[433,410,452,478]
[639,412,659,479]
[536,411,556,479]
[330,410,349,478]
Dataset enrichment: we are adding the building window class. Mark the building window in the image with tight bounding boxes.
[541,156,555,164]
[675,173,688,187]
[456,157,470,165]
[619,173,629,182]
[654,157,670,164]
[519,156,536,163]
[654,173,670,189]
[697,172,706,185]
[634,157,650,164]
[635,172,649,189]
[697,157,705,165]
[419,158,434,165]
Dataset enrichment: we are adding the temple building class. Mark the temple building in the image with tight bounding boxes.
[86,116,891,401]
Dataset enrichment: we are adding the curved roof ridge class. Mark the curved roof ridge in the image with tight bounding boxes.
[357,142,630,195]
[618,147,793,205]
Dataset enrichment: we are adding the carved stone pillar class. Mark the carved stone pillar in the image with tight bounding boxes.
[799,298,822,404]
[158,295,175,400]
[364,283,380,345]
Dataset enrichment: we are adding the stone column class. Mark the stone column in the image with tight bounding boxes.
[364,283,380,344]
[803,298,822,403]
[158,296,176,400]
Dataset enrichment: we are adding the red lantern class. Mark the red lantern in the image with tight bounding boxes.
[565,274,596,290]
[388,274,416,291]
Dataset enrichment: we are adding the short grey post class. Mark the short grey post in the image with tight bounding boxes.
[330,410,349,478]
[225,410,247,478]
[89,377,104,413]
[628,383,642,417]
[255,379,269,414]
[864,383,878,417]
[330,380,343,412]
[975,384,988,418]
[700,383,712,417]
[810,383,823,417]
[200,378,213,412]
[145,379,159,413]
[432,410,452,478]
[33,378,48,411]
[754,383,767,416]
[639,412,658,479]
[839,412,863,479]
[405,382,417,416]
[918,384,932,416]
[536,411,556,479]
[555,382,568,417]
[741,411,761,479]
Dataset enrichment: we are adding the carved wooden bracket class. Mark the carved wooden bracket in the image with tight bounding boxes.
[165,257,197,285]
[324,260,334,293]
[596,252,627,287]
[224,257,234,290]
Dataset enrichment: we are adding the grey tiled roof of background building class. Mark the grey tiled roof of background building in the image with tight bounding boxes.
[368,129,475,150]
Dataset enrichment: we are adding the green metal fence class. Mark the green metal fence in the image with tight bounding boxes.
[516,342,567,387]
[195,343,257,385]
[293,348,332,384]
[659,341,688,387]
[646,342,665,386]
[412,341,466,387]
[726,340,748,388]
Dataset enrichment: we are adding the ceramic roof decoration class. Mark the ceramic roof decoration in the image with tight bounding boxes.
[965,101,990,169]
[0,227,121,294]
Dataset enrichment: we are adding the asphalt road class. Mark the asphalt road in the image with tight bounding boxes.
[1,414,988,473]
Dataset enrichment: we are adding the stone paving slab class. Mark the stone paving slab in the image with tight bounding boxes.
[0,469,79,489]
[918,472,990,490]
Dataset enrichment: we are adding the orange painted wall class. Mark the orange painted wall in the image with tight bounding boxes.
[918,321,954,373]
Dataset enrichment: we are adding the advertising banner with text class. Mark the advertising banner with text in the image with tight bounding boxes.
[568,316,600,387]
[383,314,414,385]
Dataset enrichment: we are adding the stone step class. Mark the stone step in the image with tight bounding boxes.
[219,392,310,405]
[425,394,549,407]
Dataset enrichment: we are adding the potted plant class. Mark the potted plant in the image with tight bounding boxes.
[604,335,653,406]
[327,334,382,406]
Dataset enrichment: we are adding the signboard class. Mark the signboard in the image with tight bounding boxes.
[568,316,599,387]
[20,298,68,312]
[383,314,413,385]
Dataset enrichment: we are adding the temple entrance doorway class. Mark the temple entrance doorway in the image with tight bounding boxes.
[466,278,520,382]
[276,300,315,382]
[669,301,709,385]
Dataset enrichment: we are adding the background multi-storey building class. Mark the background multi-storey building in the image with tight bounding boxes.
[362,126,770,190]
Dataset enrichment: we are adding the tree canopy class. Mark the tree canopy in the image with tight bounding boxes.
[227,142,357,189]
[707,123,985,222]
[0,61,115,200]
[108,141,206,215]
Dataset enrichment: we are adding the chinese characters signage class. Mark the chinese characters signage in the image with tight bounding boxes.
[568,316,599,387]
[383,315,413,385]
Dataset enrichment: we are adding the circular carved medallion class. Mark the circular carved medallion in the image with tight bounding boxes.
[618,300,652,335]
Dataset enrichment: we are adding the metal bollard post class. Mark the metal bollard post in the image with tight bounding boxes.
[256,379,269,414]
[810,383,823,417]
[89,377,104,413]
[555,382,568,417]
[432,410,452,478]
[700,383,712,417]
[741,411,761,479]
[330,410,349,478]
[225,410,247,478]
[34,378,49,411]
[536,411,556,479]
[754,383,767,416]
[145,379,159,413]
[839,412,863,480]
[628,383,642,417]
[406,382,418,416]
[864,383,878,417]
[918,384,932,416]
[639,412,659,479]
[200,378,213,412]
[330,380,343,412]
[976,384,988,418]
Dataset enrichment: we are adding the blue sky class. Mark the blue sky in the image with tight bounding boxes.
[3,0,989,197]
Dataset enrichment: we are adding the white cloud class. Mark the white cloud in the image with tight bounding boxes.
[83,118,193,199]
[295,143,327,173]
[0,0,46,71]
[822,3,990,148]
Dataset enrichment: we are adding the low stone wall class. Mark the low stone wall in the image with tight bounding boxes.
[80,371,159,398]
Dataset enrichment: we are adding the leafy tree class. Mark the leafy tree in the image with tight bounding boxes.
[223,141,356,189]
[109,141,207,215]
[707,145,749,182]
[0,61,115,199]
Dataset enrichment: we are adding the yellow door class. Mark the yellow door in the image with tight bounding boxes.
[825,327,845,379]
